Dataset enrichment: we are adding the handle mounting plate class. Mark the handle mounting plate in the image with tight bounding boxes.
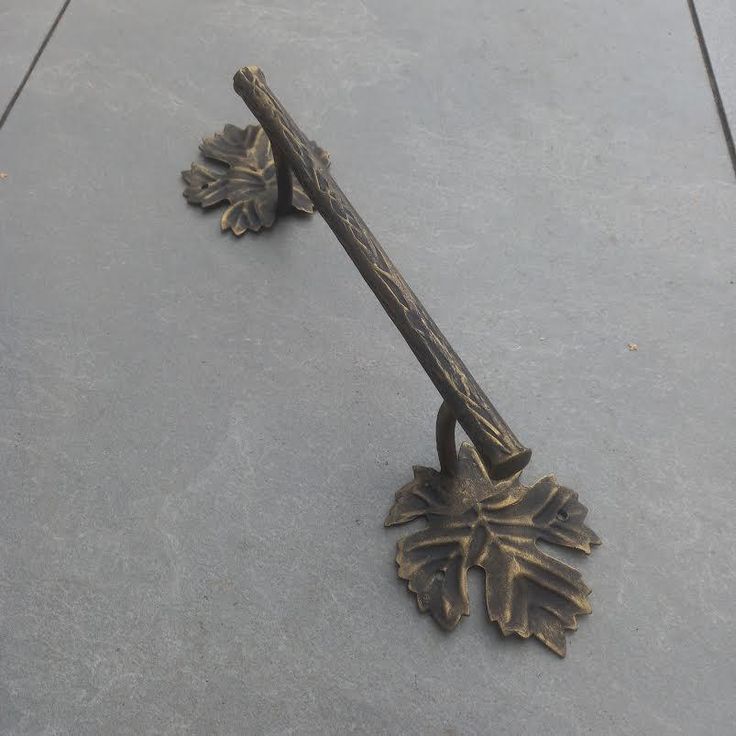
[182,123,328,235]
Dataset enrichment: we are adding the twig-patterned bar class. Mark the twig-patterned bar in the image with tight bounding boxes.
[233,66,530,479]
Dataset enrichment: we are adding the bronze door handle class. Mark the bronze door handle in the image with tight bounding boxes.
[183,66,600,657]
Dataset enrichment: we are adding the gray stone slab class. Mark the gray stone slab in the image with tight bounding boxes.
[0,1,735,734]
[695,0,736,169]
[0,0,64,115]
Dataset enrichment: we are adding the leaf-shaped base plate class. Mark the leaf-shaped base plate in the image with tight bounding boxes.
[182,124,329,236]
[386,430,600,657]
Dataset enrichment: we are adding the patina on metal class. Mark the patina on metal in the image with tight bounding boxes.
[182,66,600,656]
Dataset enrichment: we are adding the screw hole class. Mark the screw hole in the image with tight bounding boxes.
[557,509,569,521]
[200,184,208,190]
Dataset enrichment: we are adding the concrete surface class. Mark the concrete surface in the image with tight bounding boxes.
[0,0,64,115]
[1,1,734,734]
[695,0,736,165]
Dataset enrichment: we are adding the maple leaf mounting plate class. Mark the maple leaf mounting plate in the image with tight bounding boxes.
[182,123,329,236]
[385,402,600,657]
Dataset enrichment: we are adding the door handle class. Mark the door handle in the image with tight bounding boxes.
[183,66,600,657]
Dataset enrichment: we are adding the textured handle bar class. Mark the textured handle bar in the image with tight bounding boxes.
[233,66,531,478]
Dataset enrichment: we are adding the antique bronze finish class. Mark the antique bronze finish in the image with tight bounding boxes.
[183,66,600,656]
